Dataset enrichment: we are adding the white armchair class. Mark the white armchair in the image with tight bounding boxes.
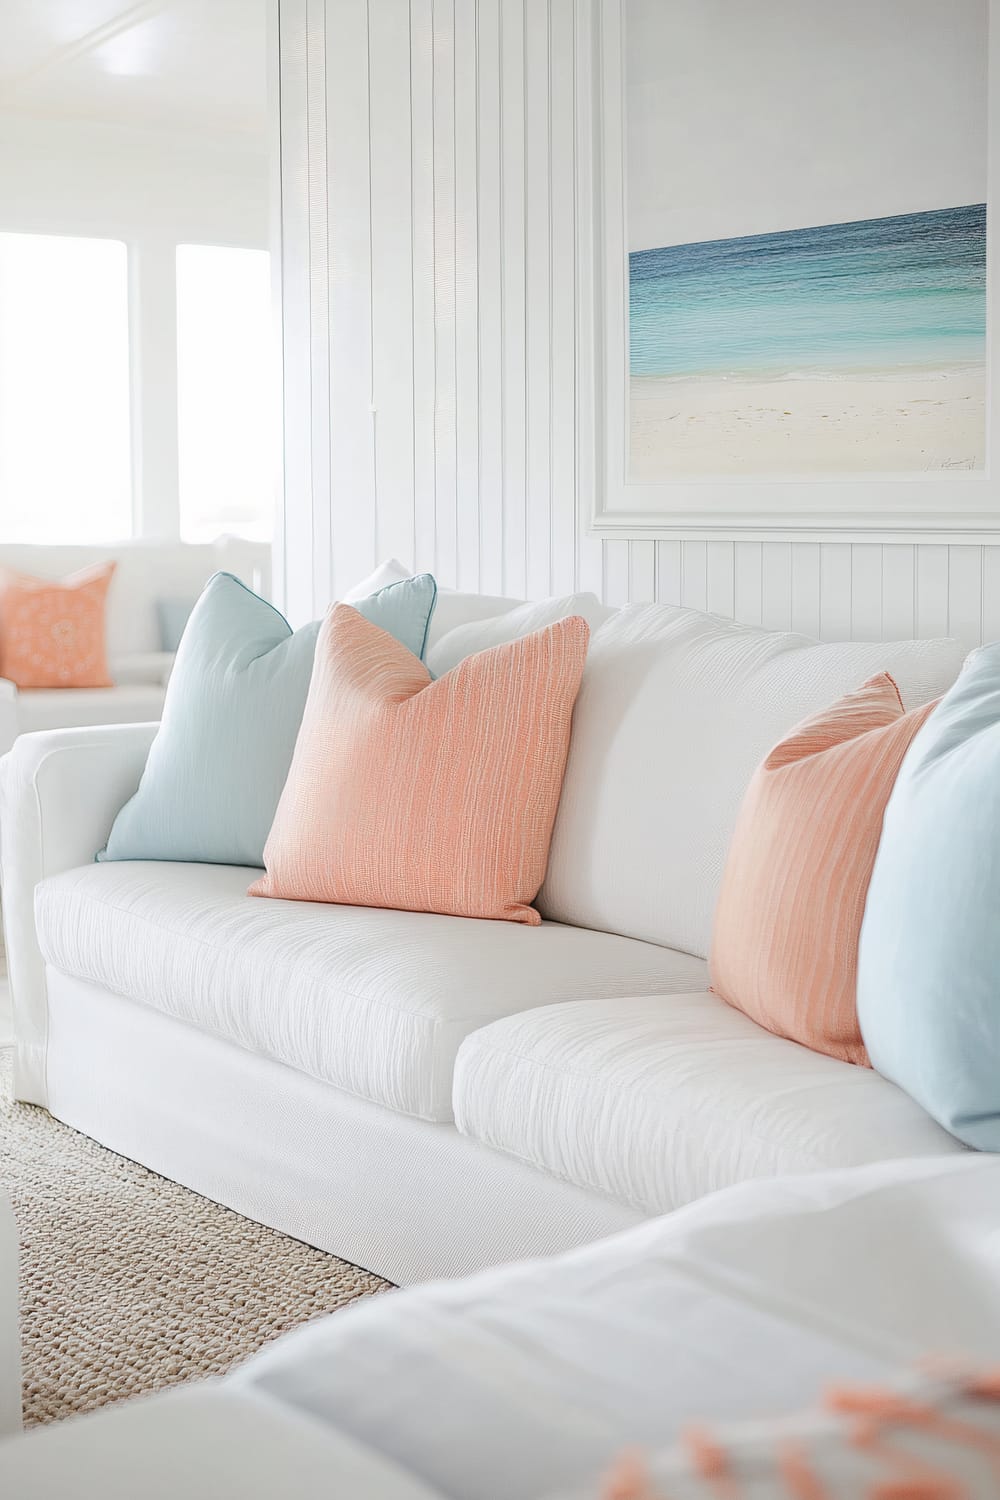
[0,723,158,1106]
[0,538,269,755]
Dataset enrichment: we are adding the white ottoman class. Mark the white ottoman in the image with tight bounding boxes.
[0,1189,20,1435]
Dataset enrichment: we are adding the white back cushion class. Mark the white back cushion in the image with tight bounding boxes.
[424,590,525,651]
[0,539,270,657]
[538,604,964,957]
[427,594,615,678]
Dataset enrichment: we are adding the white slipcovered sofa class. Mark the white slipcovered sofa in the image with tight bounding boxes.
[0,590,971,1284]
[0,539,270,755]
[1,1154,996,1497]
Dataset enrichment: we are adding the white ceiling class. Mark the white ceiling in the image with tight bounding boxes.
[0,0,267,140]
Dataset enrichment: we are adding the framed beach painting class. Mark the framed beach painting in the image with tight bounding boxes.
[583,0,1000,539]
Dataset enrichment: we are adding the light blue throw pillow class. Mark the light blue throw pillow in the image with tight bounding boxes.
[100,570,437,868]
[857,642,1000,1148]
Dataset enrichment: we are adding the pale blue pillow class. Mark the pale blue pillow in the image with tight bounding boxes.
[857,642,1000,1148]
[100,571,437,868]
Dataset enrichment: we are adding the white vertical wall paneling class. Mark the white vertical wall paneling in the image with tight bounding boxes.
[880,544,915,641]
[306,0,333,606]
[948,545,984,651]
[850,544,883,640]
[475,0,503,593]
[982,547,1000,644]
[789,543,820,638]
[548,0,577,596]
[628,539,655,603]
[733,543,763,627]
[572,0,604,598]
[654,540,681,605]
[706,541,734,620]
[276,0,316,622]
[760,542,792,632]
[525,0,552,599]
[819,544,852,641]
[454,0,481,589]
[680,540,708,612]
[410,0,437,578]
[432,0,459,585]
[325,0,375,598]
[603,540,628,605]
[499,0,527,596]
[278,0,1000,645]
[369,0,416,571]
[916,545,950,639]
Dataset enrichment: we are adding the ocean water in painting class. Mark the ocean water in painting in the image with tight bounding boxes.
[629,203,987,380]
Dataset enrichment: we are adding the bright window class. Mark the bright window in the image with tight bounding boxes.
[176,244,274,543]
[0,233,132,542]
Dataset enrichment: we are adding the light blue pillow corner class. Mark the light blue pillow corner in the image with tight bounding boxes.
[99,569,437,869]
[857,641,1000,1149]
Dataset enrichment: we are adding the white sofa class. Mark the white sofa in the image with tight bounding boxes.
[1,1154,996,1498]
[0,540,270,754]
[0,592,971,1284]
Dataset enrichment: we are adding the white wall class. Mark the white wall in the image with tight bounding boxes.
[275,0,1000,649]
[0,114,269,540]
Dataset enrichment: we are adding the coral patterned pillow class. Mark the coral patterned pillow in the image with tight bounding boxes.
[0,562,116,689]
[710,674,936,1065]
[250,605,590,923]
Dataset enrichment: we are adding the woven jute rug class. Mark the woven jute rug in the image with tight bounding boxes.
[0,1048,392,1427]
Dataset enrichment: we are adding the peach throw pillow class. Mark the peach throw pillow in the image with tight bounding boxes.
[0,562,116,689]
[250,605,590,923]
[710,674,936,1065]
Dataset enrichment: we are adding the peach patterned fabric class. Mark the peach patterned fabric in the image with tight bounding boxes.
[710,674,936,1066]
[0,562,116,689]
[250,605,590,923]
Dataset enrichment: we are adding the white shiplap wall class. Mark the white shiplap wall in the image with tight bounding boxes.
[274,0,1000,649]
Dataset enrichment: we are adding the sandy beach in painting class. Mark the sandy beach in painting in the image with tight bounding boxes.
[629,368,985,479]
[628,204,987,479]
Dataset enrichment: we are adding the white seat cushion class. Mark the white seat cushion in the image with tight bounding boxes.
[453,993,965,1211]
[538,603,963,957]
[34,862,708,1122]
[15,684,166,735]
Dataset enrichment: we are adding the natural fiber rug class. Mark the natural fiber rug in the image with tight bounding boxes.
[0,1048,392,1427]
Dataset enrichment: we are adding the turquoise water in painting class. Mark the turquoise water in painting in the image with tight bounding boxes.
[629,204,987,380]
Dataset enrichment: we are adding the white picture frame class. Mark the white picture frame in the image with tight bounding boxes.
[580,0,1000,542]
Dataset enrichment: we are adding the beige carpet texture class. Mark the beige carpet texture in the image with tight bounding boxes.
[0,1048,392,1427]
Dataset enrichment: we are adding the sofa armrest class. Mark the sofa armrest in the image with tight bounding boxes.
[0,722,158,1106]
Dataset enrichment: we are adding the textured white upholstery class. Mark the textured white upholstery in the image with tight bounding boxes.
[35,861,708,1122]
[0,1191,20,1437]
[235,1155,998,1500]
[0,722,158,1103]
[0,1387,443,1499]
[539,604,964,957]
[453,993,966,1212]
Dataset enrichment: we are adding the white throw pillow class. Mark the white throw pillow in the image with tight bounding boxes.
[537,603,964,958]
[342,558,411,601]
[427,594,615,678]
[424,590,526,653]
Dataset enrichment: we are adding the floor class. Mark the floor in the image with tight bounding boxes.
[0,978,10,1048]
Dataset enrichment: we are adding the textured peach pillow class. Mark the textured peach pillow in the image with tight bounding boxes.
[710,674,936,1065]
[250,605,590,923]
[0,562,116,689]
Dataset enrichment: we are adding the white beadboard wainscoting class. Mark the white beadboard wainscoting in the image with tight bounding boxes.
[273,0,1000,651]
